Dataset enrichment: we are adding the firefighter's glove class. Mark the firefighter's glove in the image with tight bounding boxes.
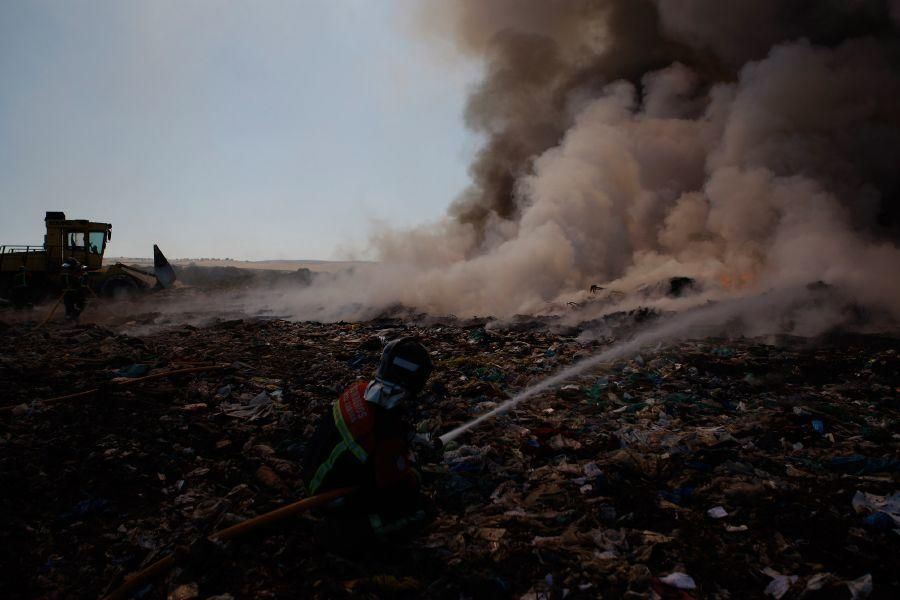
[412,433,444,465]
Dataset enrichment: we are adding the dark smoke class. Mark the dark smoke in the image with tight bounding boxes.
[449,0,900,237]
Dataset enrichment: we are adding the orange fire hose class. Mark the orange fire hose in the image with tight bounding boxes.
[102,487,356,600]
[34,293,65,330]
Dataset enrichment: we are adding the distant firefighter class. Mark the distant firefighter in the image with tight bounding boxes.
[61,258,87,321]
[11,265,31,309]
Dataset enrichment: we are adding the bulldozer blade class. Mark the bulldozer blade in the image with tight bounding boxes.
[153,244,177,288]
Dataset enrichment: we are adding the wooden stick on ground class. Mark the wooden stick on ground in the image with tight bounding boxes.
[115,365,230,386]
[0,365,231,413]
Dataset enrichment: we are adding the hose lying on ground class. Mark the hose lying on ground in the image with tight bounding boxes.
[0,365,231,414]
[34,293,65,330]
[102,486,357,600]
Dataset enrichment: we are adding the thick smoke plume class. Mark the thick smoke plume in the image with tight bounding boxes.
[268,1,900,328]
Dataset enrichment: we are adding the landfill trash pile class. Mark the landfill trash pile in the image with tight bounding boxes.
[1,316,898,599]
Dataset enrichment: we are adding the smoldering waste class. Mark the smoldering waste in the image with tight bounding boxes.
[0,317,897,599]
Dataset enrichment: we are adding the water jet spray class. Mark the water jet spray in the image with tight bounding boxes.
[438,289,804,445]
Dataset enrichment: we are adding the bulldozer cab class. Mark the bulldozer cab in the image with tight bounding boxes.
[44,211,111,272]
[1,211,174,303]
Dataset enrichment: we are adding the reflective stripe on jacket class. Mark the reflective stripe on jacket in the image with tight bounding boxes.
[309,382,374,493]
[308,381,416,495]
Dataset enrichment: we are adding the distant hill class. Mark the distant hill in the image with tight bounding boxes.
[104,258,374,273]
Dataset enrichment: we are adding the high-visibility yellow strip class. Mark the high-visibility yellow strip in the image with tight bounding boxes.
[309,441,348,494]
[332,402,368,462]
[368,513,384,532]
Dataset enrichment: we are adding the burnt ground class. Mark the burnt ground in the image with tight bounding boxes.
[0,315,898,599]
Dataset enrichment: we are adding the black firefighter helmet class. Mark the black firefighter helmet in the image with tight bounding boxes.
[364,337,433,409]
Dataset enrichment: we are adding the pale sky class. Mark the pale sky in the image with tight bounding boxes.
[0,1,480,260]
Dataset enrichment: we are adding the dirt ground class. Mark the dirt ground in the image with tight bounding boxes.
[1,307,898,599]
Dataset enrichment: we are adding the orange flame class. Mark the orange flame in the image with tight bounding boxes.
[719,272,756,290]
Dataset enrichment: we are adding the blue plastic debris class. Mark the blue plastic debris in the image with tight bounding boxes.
[862,511,895,531]
[830,455,900,474]
[38,555,65,573]
[659,486,695,505]
[115,364,150,378]
[58,498,111,524]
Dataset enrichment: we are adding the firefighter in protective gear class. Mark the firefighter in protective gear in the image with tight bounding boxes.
[61,258,87,321]
[303,337,436,538]
[12,266,31,309]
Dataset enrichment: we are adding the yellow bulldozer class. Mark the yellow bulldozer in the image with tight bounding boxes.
[0,211,176,304]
